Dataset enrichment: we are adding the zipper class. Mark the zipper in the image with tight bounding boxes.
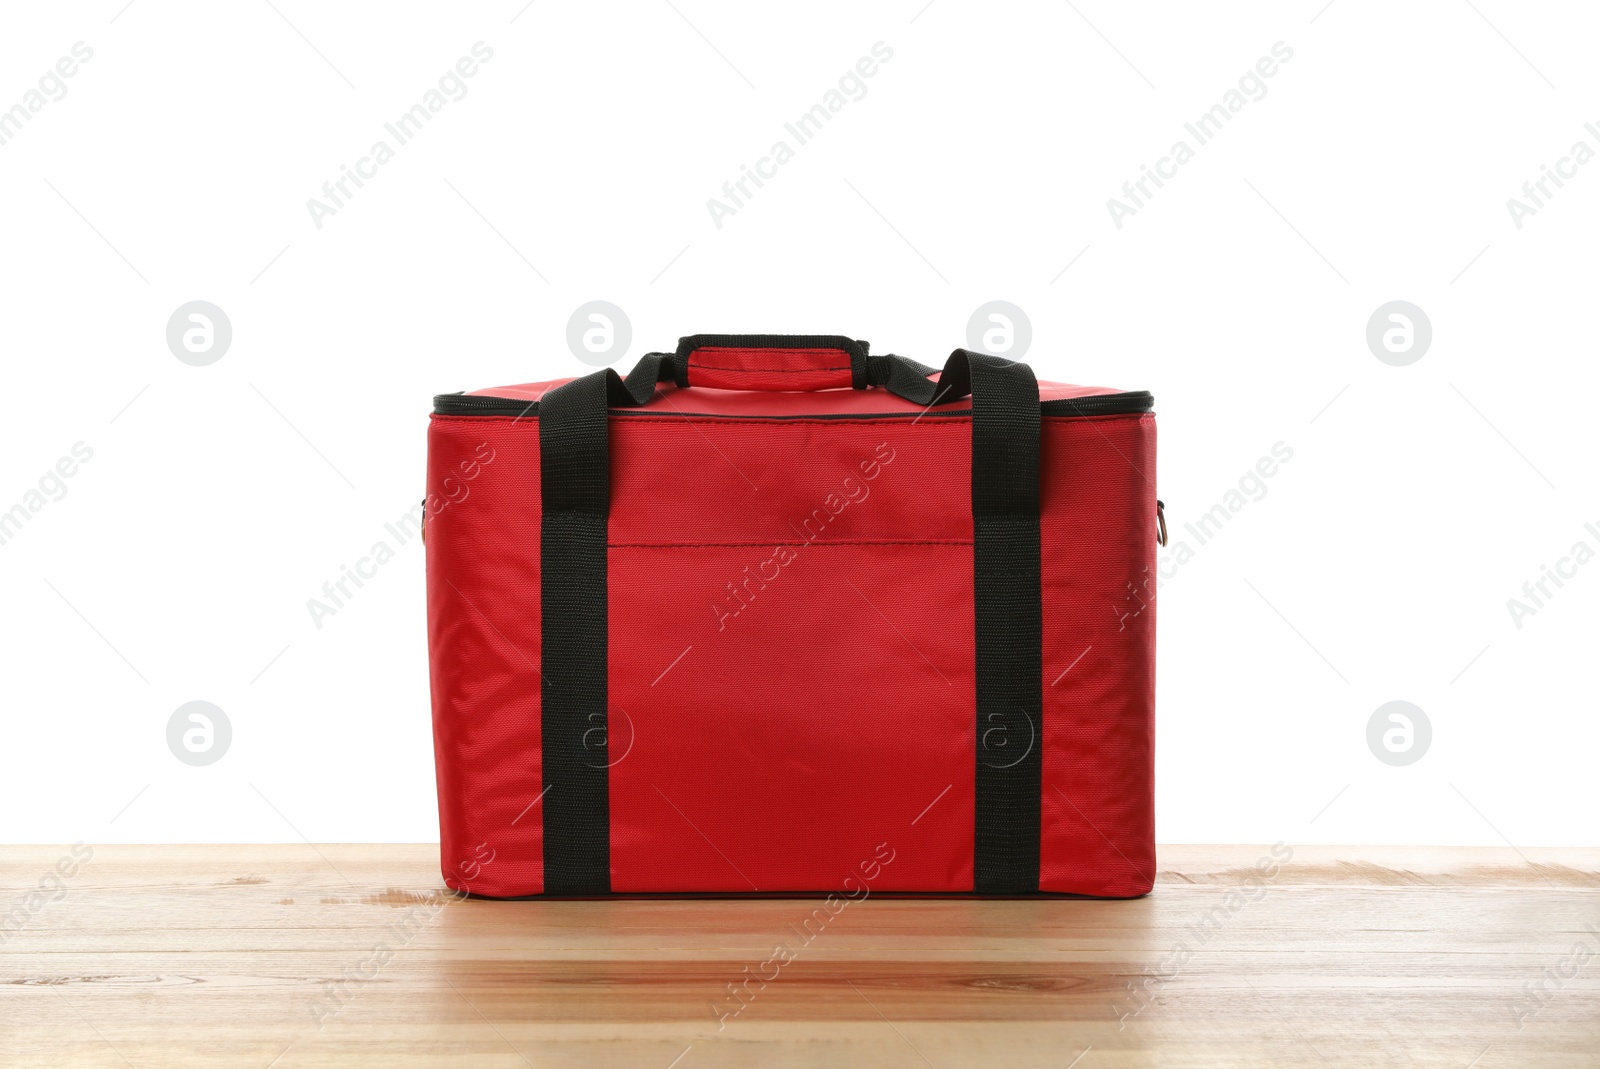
[432,389,1154,419]
[431,392,542,417]
[1040,391,1153,417]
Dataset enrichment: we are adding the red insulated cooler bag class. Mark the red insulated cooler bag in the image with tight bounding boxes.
[425,335,1158,898]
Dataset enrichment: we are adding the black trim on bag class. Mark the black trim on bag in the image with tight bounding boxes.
[432,389,1154,419]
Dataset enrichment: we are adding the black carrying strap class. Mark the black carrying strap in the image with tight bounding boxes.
[536,355,675,894]
[955,351,1044,894]
[536,348,1042,894]
[864,351,947,403]
[538,372,614,894]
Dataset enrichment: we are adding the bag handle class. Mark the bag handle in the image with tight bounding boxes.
[605,343,1003,413]
[668,334,871,392]
[614,341,950,406]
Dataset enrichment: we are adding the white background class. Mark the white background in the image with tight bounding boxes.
[1,1,1595,849]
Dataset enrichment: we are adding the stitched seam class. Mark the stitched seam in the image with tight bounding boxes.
[428,415,962,426]
[609,539,973,548]
[1044,413,1152,424]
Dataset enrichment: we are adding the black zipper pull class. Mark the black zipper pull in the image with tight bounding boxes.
[1156,499,1168,547]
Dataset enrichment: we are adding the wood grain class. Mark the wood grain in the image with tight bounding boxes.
[2,844,1597,1067]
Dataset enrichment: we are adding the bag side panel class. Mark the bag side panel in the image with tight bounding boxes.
[1039,413,1157,897]
[426,416,547,897]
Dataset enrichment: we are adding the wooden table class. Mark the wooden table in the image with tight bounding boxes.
[2,845,1596,1067]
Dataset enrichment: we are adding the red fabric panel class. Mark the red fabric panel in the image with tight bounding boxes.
[426,416,546,897]
[608,416,972,546]
[1038,414,1158,896]
[687,346,855,392]
[606,417,974,892]
[609,545,974,892]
